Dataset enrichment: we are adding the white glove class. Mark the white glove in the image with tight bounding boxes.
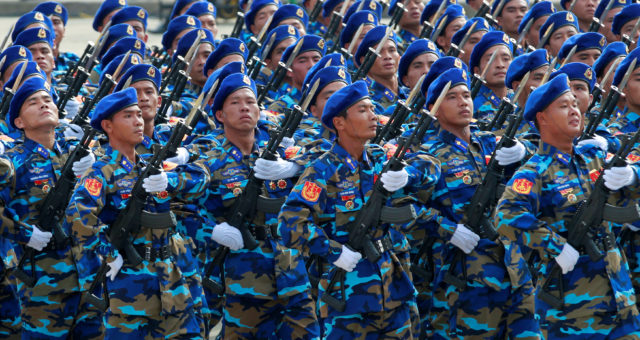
[142,171,169,193]
[576,135,608,152]
[72,152,95,177]
[64,98,80,119]
[210,222,244,250]
[333,245,362,272]
[106,254,124,281]
[450,224,480,254]
[63,123,84,140]
[626,224,640,232]
[495,140,526,166]
[555,243,579,274]
[0,142,5,155]
[254,158,301,180]
[603,165,636,191]
[164,147,189,165]
[280,137,295,149]
[26,225,53,251]
[380,169,409,192]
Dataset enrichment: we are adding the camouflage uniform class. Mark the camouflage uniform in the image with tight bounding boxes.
[607,109,640,137]
[64,145,209,339]
[495,142,640,338]
[398,29,418,51]
[52,51,80,83]
[268,82,303,113]
[473,84,507,127]
[368,78,403,116]
[308,21,327,37]
[169,83,200,119]
[0,137,103,339]
[0,156,20,339]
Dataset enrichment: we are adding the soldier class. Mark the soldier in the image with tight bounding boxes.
[99,24,138,62]
[561,0,597,32]
[13,28,55,85]
[245,0,280,38]
[169,0,199,20]
[96,36,145,84]
[539,11,579,58]
[494,0,529,41]
[592,41,627,101]
[557,32,606,67]
[203,38,248,77]
[184,1,218,39]
[398,39,441,91]
[1,76,100,338]
[451,17,490,66]
[608,49,640,136]
[161,15,201,56]
[518,1,556,52]
[255,25,300,88]
[432,5,467,54]
[338,10,378,70]
[10,11,55,43]
[268,4,309,35]
[33,2,79,84]
[613,4,640,50]
[0,46,32,94]
[391,0,426,47]
[92,0,127,32]
[110,6,150,43]
[596,0,626,45]
[495,73,640,338]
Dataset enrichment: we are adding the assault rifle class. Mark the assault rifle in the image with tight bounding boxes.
[257,38,303,106]
[482,71,530,131]
[0,60,27,120]
[470,49,498,99]
[353,27,392,82]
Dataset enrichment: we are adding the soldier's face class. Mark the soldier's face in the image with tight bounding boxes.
[131,80,160,123]
[251,5,278,35]
[438,18,467,53]
[399,0,425,28]
[199,14,218,39]
[310,81,346,119]
[49,16,65,48]
[334,98,377,141]
[99,9,119,32]
[624,68,640,111]
[15,90,58,130]
[461,31,486,65]
[28,43,54,77]
[370,40,400,79]
[525,15,548,49]
[619,20,640,50]
[288,51,322,90]
[402,52,438,89]
[190,43,213,86]
[346,25,374,54]
[434,85,473,129]
[171,29,191,55]
[569,49,601,67]
[513,65,548,107]
[216,88,260,132]
[600,7,621,44]
[546,26,578,57]
[570,0,597,23]
[538,92,582,138]
[266,37,296,70]
[498,0,528,36]
[478,45,512,88]
[569,80,592,114]
[213,54,245,74]
[103,105,145,145]
[279,19,307,35]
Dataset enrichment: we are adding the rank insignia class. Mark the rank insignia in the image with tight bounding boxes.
[137,8,146,19]
[233,187,242,196]
[318,39,325,49]
[277,179,287,189]
[297,8,304,17]
[37,28,46,39]
[35,12,44,21]
[55,5,62,13]
[187,16,195,26]
[567,193,577,203]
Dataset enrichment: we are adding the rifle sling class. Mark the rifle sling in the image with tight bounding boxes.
[140,211,177,229]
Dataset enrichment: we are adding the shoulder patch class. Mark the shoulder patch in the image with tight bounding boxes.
[285,146,301,159]
[512,178,533,195]
[301,181,321,202]
[84,178,102,197]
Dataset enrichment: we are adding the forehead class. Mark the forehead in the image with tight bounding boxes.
[484,44,511,57]
[226,87,256,100]
[446,84,470,94]
[295,50,322,60]
[131,79,157,90]
[374,39,398,50]
[504,0,528,8]
[26,90,51,101]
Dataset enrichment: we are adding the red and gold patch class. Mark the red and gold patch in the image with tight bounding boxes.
[627,154,640,163]
[285,146,301,159]
[589,169,601,183]
[157,191,169,199]
[301,181,321,202]
[512,178,533,195]
[163,161,178,171]
[84,178,102,197]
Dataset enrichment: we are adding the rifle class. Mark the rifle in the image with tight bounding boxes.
[61,21,111,86]
[589,0,614,32]
[470,49,498,99]
[249,32,276,80]
[246,15,274,61]
[448,20,478,57]
[309,0,325,23]
[229,11,246,39]
[515,18,533,52]
[483,71,530,131]
[583,57,620,120]
[538,127,640,309]
[0,61,27,121]
[489,0,507,28]
[323,0,350,44]
[339,23,365,61]
[388,2,407,30]
[353,27,393,82]
[538,23,555,49]
[474,0,494,27]
[321,84,447,312]
[0,24,14,53]
[419,0,447,39]
[622,17,640,48]
[13,126,97,287]
[160,34,200,91]
[257,38,304,106]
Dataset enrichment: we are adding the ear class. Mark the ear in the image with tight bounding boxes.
[436,35,446,49]
[13,117,24,130]
[215,110,224,123]
[332,115,345,132]
[309,104,319,118]
[143,33,149,43]
[101,119,112,135]
[473,66,480,75]
[535,111,546,126]
[401,75,410,87]
[156,95,162,109]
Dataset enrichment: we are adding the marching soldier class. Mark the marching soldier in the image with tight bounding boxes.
[92,0,127,33]
[596,0,626,44]
[557,32,607,67]
[184,1,219,40]
[432,5,467,54]
[161,15,201,56]
[519,1,556,52]
[540,11,580,58]
[494,0,529,41]
[33,2,79,84]
[451,17,490,65]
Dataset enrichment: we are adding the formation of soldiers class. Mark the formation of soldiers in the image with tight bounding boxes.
[4,0,640,338]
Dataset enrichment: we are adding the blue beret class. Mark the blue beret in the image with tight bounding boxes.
[613,4,640,35]
[304,53,347,88]
[161,15,201,51]
[354,25,399,67]
[5,61,46,91]
[344,1,383,23]
[432,4,467,40]
[173,29,215,64]
[0,46,32,77]
[550,62,596,91]
[260,25,300,60]
[306,66,352,107]
[185,1,217,19]
[421,0,457,25]
[505,49,549,89]
[423,56,469,96]
[518,1,555,34]
[469,31,513,72]
[114,64,161,92]
[613,46,640,86]
[34,2,68,25]
[13,11,55,42]
[593,41,628,78]
[99,53,142,84]
[203,61,247,113]
[245,0,280,31]
[322,80,370,129]
[268,4,308,32]
[426,68,470,107]
[111,6,148,30]
[281,35,326,63]
[340,10,379,48]
[14,27,54,48]
[539,11,579,47]
[493,0,529,16]
[212,73,257,117]
[93,0,127,32]
[452,17,491,47]
[557,32,607,60]
[9,76,53,129]
[101,36,145,67]
[91,87,138,132]
[524,73,571,121]
[398,39,441,87]
[595,0,627,19]
[169,0,198,19]
[204,38,248,75]
[101,24,137,59]
[323,0,344,18]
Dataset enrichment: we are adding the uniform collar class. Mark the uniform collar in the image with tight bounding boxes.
[220,132,260,162]
[331,141,371,172]
[436,125,478,153]
[23,137,62,159]
[371,80,397,101]
[104,145,136,173]
[539,141,579,166]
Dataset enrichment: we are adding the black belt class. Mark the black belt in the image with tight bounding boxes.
[133,244,173,262]
[250,225,279,241]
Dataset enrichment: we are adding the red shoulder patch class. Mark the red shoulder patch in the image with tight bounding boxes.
[512,178,533,195]
[301,181,321,202]
[84,178,102,197]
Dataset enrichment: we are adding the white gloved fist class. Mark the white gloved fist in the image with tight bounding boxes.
[72,152,96,177]
[333,245,362,272]
[495,140,526,166]
[142,171,169,193]
[106,254,124,281]
[576,135,608,152]
[63,123,84,140]
[603,165,636,191]
[26,225,53,251]
[380,169,409,192]
[450,224,480,254]
[254,158,301,180]
[211,222,244,250]
[555,243,579,274]
[164,147,190,165]
[280,137,295,149]
[64,98,80,119]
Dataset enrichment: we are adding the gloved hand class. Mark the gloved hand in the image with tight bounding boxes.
[72,152,95,177]
[495,140,526,166]
[450,224,480,254]
[555,243,579,274]
[106,254,124,281]
[280,137,295,149]
[603,165,635,190]
[63,123,84,140]
[380,169,409,192]
[576,135,608,151]
[26,225,53,251]
[142,171,169,193]
[211,222,244,250]
[254,158,301,180]
[64,98,80,119]
[164,147,190,165]
[0,142,5,155]
[333,245,362,272]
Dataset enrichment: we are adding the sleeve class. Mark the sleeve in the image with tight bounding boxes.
[167,161,210,200]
